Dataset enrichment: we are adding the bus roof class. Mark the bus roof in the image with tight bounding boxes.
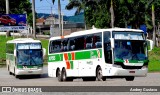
[7,38,41,44]
[49,28,143,40]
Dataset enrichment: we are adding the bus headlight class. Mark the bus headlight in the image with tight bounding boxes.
[113,64,122,68]
[142,66,148,69]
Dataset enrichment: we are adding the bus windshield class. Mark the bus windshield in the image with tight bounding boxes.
[114,40,147,61]
[17,43,42,66]
[17,49,43,65]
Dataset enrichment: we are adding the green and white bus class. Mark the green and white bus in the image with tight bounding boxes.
[6,38,46,78]
[48,28,149,81]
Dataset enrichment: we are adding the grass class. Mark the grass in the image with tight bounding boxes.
[148,47,160,72]
[0,35,160,72]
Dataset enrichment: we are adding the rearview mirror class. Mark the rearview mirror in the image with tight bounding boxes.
[110,38,114,49]
[43,48,46,58]
[14,49,16,57]
[146,39,153,51]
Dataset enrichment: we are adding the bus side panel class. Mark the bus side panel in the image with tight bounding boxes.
[66,60,79,77]
[7,54,16,74]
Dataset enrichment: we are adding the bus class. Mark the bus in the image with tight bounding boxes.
[6,38,46,78]
[48,28,149,82]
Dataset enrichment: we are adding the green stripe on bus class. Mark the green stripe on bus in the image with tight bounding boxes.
[70,61,74,69]
[68,53,72,60]
[48,49,102,62]
[48,54,63,62]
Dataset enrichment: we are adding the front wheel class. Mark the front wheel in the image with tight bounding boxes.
[96,67,106,81]
[125,76,135,81]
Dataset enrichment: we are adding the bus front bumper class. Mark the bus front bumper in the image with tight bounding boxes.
[105,67,148,77]
[16,69,43,75]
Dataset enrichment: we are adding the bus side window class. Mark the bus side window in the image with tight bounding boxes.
[93,33,102,48]
[50,41,54,53]
[62,39,69,52]
[69,38,75,51]
[75,36,85,50]
[86,35,93,49]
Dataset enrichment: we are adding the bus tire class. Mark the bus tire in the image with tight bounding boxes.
[61,69,73,82]
[96,67,103,81]
[61,69,67,81]
[57,69,62,82]
[125,76,134,81]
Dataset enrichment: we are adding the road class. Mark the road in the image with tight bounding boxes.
[0,66,160,95]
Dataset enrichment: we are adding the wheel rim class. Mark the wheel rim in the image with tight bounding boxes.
[97,69,102,81]
[57,70,61,81]
[62,70,66,81]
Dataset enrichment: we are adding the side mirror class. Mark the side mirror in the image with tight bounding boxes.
[146,39,153,51]
[110,38,115,49]
[43,48,46,58]
[14,49,16,57]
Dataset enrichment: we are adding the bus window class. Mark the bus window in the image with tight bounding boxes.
[86,35,93,49]
[104,31,112,64]
[6,43,14,54]
[75,36,85,50]
[49,40,61,53]
[93,33,102,48]
[61,39,69,51]
[69,38,75,51]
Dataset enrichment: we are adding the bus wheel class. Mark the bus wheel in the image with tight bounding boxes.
[61,69,67,81]
[57,69,62,82]
[125,76,135,81]
[61,69,73,82]
[96,67,103,81]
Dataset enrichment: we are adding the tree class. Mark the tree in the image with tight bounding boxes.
[66,0,89,29]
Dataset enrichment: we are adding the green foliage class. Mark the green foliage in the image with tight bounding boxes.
[66,0,160,30]
[148,47,160,72]
[0,36,14,64]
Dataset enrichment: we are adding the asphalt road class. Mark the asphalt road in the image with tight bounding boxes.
[0,66,160,95]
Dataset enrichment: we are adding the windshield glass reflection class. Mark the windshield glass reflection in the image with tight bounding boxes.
[17,50,42,65]
[114,40,147,60]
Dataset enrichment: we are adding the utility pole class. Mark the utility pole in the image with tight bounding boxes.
[152,4,156,47]
[58,0,62,36]
[6,0,11,38]
[110,0,114,28]
[6,0,9,14]
[32,0,36,39]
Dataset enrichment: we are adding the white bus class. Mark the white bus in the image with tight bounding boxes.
[6,38,46,78]
[48,28,149,81]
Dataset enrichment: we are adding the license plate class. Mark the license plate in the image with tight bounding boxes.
[129,71,135,73]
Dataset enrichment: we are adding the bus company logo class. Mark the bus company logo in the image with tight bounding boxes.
[2,87,11,92]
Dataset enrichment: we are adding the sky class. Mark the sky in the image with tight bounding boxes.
[31,0,76,16]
